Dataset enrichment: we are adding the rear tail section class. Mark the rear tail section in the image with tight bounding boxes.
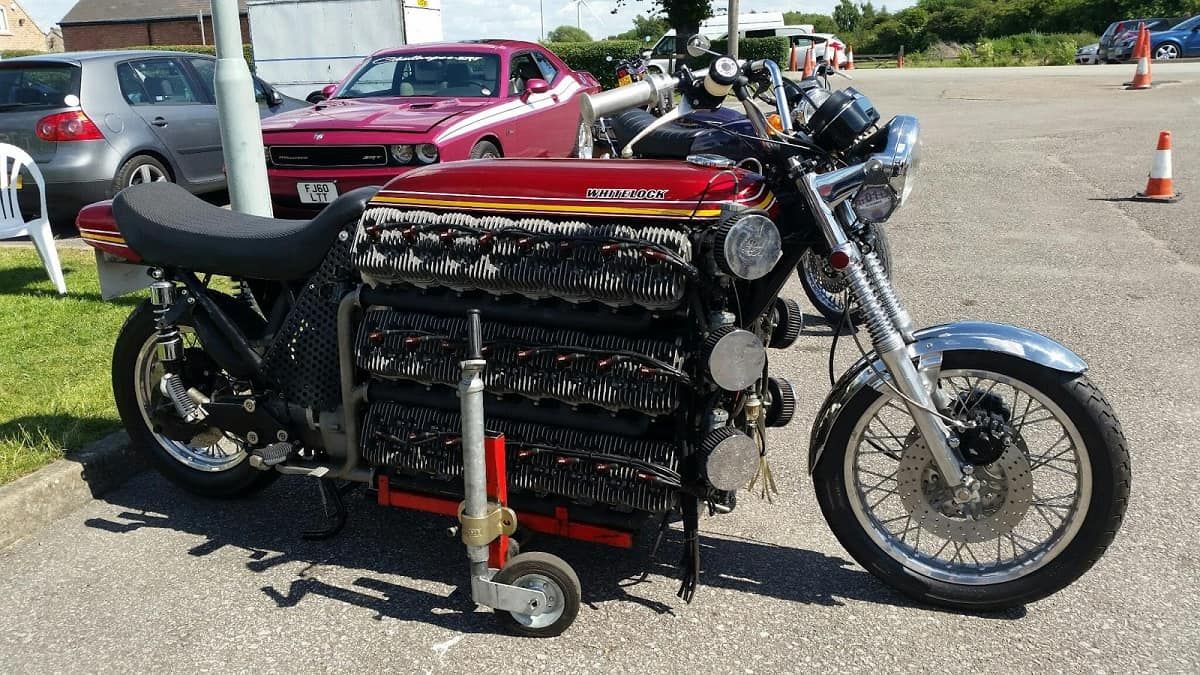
[77,200,142,262]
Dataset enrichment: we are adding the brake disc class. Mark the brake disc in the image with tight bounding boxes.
[897,439,1034,544]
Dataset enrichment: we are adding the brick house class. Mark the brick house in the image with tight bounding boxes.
[0,0,50,52]
[60,0,250,52]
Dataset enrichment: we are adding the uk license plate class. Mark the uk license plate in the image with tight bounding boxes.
[298,181,337,204]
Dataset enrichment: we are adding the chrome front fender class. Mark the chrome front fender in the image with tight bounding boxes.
[807,321,1088,473]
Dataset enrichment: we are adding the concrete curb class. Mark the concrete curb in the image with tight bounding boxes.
[0,431,143,550]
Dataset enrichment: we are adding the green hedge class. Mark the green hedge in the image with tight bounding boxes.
[1,50,47,59]
[544,40,643,89]
[682,36,790,70]
[125,44,256,71]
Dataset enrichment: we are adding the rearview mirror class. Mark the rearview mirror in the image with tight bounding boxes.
[686,34,712,58]
[526,78,550,94]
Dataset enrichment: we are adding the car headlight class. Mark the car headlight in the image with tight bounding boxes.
[416,143,439,164]
[390,144,415,164]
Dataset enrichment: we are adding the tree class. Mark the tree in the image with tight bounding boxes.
[609,13,669,41]
[613,0,712,55]
[547,25,593,42]
[833,0,862,32]
[783,11,838,33]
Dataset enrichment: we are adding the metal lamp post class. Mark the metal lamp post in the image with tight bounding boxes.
[210,0,273,217]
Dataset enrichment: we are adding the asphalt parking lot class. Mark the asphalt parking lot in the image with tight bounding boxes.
[2,63,1198,672]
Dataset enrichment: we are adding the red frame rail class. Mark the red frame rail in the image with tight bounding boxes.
[375,434,634,551]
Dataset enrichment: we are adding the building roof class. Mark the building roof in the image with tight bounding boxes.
[60,0,248,25]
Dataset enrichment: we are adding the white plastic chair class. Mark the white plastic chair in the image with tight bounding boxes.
[0,144,66,294]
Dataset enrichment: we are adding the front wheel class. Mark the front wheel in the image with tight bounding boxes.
[799,224,892,325]
[813,350,1129,610]
[112,300,275,498]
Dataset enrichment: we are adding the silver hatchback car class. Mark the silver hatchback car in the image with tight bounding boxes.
[2,50,305,226]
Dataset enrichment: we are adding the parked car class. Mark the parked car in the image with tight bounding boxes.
[1149,15,1200,60]
[1075,43,1101,64]
[1099,17,1181,62]
[1,50,304,226]
[261,40,601,217]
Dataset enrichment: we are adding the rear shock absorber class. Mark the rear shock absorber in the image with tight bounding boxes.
[150,279,206,424]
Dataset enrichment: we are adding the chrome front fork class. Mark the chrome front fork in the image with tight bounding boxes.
[798,170,965,487]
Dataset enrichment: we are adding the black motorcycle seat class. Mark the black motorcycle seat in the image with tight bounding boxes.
[112,182,378,281]
[608,109,715,159]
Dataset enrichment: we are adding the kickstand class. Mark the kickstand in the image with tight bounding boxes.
[302,479,350,541]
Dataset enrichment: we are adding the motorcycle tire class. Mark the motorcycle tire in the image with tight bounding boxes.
[812,350,1130,610]
[112,299,277,498]
[799,224,893,326]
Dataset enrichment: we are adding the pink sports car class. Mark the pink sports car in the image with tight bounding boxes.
[262,40,601,217]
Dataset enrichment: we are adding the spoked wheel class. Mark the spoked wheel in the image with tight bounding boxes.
[492,552,581,637]
[799,225,892,325]
[814,351,1129,610]
[112,301,275,497]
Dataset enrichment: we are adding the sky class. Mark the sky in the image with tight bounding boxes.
[29,0,917,43]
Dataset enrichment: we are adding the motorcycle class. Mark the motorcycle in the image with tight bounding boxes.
[592,53,674,153]
[79,35,1128,638]
[599,60,890,324]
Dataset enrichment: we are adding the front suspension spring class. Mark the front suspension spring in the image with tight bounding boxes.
[843,259,904,354]
[861,249,913,340]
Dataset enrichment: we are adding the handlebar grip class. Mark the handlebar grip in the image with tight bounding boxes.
[746,59,768,74]
[580,74,675,122]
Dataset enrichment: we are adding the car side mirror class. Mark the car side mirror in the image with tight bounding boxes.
[521,78,549,101]
[321,84,338,98]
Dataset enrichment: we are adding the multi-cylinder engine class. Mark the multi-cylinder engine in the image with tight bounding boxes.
[350,159,798,524]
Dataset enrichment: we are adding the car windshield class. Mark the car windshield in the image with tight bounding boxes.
[1173,15,1200,30]
[0,63,81,111]
[338,53,500,99]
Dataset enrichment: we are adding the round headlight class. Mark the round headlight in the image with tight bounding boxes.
[416,144,439,164]
[852,184,898,223]
[714,214,782,281]
[900,134,920,205]
[390,144,414,164]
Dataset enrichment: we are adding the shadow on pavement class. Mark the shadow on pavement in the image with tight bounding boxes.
[84,473,1025,630]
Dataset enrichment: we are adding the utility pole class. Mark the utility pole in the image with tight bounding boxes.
[727,0,739,59]
[210,0,272,216]
[539,0,544,40]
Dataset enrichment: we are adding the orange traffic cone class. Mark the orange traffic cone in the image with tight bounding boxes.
[803,46,815,77]
[897,45,905,68]
[1134,130,1181,202]
[788,44,799,71]
[1127,23,1153,89]
[845,46,855,70]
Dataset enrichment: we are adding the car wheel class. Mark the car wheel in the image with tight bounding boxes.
[115,155,171,191]
[1154,43,1181,60]
[572,117,593,158]
[469,140,501,160]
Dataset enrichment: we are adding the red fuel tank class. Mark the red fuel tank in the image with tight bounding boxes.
[369,158,775,221]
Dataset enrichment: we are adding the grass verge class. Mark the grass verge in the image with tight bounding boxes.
[0,247,141,485]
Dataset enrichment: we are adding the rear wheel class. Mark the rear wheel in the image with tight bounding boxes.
[112,300,275,498]
[115,155,171,191]
[469,140,501,160]
[1154,42,1181,60]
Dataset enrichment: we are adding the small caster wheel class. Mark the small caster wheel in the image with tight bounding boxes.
[492,552,581,638]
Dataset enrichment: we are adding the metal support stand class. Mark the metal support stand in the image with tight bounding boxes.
[457,310,549,616]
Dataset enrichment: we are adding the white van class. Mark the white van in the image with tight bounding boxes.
[642,12,785,74]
